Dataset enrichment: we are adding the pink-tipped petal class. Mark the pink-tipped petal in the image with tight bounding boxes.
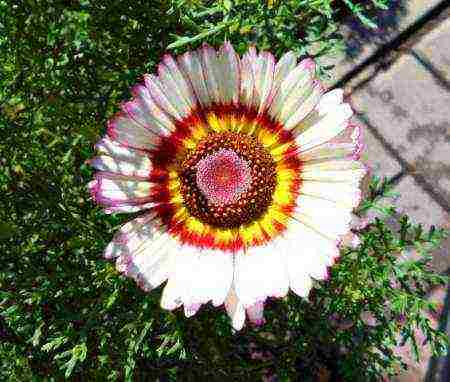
[107,113,159,150]
[267,51,297,113]
[246,301,266,326]
[144,74,188,121]
[218,42,241,105]
[254,51,275,115]
[268,58,315,123]
[283,80,324,130]
[273,51,297,93]
[107,213,176,289]
[159,54,197,111]
[130,84,175,134]
[339,231,361,249]
[178,50,211,108]
[294,91,354,150]
[184,304,201,318]
[299,123,364,162]
[161,246,234,312]
[89,154,152,178]
[200,43,223,105]
[234,241,289,308]
[90,173,154,207]
[239,47,257,109]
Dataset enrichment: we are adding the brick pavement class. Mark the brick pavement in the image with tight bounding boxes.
[320,0,446,87]
[325,2,450,380]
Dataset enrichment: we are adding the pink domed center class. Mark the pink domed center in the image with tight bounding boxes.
[196,149,252,206]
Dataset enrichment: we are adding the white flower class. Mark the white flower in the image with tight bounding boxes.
[88,43,366,330]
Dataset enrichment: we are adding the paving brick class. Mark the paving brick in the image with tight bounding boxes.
[393,176,449,229]
[351,54,450,206]
[320,0,442,87]
[353,116,402,179]
[414,15,450,82]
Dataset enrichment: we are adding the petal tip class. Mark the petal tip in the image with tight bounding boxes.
[184,303,201,318]
[300,58,316,73]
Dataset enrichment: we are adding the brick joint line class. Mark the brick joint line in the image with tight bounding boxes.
[333,1,450,90]
[357,113,450,212]
[410,49,450,91]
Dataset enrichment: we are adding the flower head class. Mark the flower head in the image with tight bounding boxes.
[88,43,365,330]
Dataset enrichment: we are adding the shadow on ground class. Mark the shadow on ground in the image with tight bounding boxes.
[342,0,407,60]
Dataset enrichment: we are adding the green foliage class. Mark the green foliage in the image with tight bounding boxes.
[166,0,393,66]
[1,0,447,381]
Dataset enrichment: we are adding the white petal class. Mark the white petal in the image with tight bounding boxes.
[294,194,353,239]
[103,202,156,215]
[299,180,362,209]
[254,51,275,114]
[89,174,153,206]
[234,241,289,307]
[161,249,198,310]
[158,54,197,112]
[273,51,297,92]
[130,84,175,134]
[218,42,240,105]
[178,50,211,108]
[239,47,258,109]
[224,283,246,331]
[90,154,152,178]
[198,42,241,106]
[93,137,155,182]
[201,44,222,104]
[198,250,234,307]
[299,124,363,162]
[139,249,176,290]
[144,74,189,121]
[105,213,176,290]
[107,113,160,150]
[283,81,323,130]
[266,51,297,114]
[294,93,353,150]
[268,58,315,123]
[161,247,234,310]
[317,88,344,110]
[283,220,339,297]
[104,212,159,258]
[121,229,175,288]
[95,136,144,159]
[300,159,367,184]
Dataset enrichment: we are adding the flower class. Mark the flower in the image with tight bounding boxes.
[88,42,366,330]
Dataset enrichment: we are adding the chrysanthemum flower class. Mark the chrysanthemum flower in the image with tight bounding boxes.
[88,43,365,330]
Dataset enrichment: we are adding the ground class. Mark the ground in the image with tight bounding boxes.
[325,1,450,379]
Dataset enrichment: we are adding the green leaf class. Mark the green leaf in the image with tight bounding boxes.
[41,336,68,352]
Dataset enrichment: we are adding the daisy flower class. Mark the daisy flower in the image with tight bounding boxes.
[88,43,365,330]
